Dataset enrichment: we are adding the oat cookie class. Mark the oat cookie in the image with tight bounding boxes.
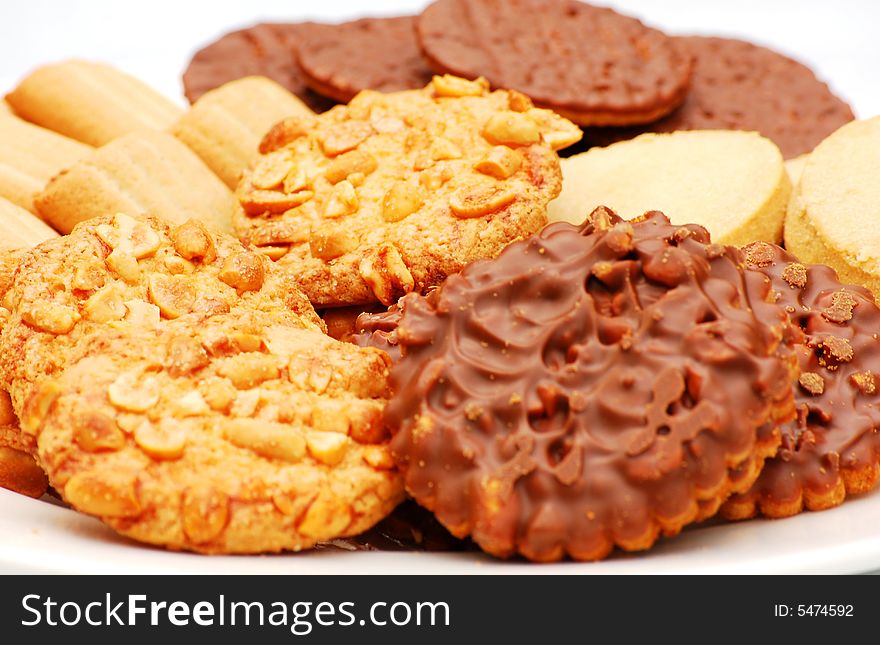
[416,0,692,126]
[0,214,403,553]
[723,243,880,519]
[384,208,796,561]
[236,76,580,307]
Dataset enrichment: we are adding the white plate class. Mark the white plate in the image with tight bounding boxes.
[2,0,880,574]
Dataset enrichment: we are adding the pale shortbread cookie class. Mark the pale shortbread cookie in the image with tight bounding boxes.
[35,131,238,234]
[549,130,791,246]
[236,75,581,307]
[6,60,183,147]
[785,154,809,188]
[785,117,880,295]
[0,214,403,553]
[0,115,92,214]
[172,76,315,189]
[0,197,58,251]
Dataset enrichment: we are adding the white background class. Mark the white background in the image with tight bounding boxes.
[1,0,878,117]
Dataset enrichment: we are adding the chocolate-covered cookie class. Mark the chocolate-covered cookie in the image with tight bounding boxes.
[385,207,796,562]
[723,243,880,519]
[584,37,854,158]
[182,23,334,112]
[416,0,692,126]
[296,16,435,103]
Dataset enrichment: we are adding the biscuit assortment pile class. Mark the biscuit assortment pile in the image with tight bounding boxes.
[0,0,878,562]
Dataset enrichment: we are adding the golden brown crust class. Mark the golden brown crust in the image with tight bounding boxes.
[235,76,580,307]
[0,214,403,553]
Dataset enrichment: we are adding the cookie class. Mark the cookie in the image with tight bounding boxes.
[416,0,692,126]
[183,23,334,113]
[172,76,316,189]
[236,76,581,307]
[785,154,809,188]
[723,243,880,518]
[548,130,791,246]
[35,130,238,234]
[785,117,880,295]
[0,416,47,499]
[6,60,183,147]
[0,214,403,553]
[584,37,855,159]
[296,16,435,103]
[0,197,58,251]
[384,207,796,562]
[0,115,92,213]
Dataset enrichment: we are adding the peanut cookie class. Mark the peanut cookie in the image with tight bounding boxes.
[785,117,880,296]
[296,16,434,103]
[723,243,880,519]
[183,23,335,113]
[584,37,854,159]
[235,76,581,307]
[384,208,796,561]
[416,0,692,126]
[548,130,791,246]
[0,214,403,553]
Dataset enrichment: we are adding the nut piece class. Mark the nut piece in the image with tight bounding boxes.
[218,252,265,293]
[310,226,359,260]
[255,245,291,261]
[362,445,395,470]
[21,380,63,435]
[482,111,541,146]
[199,377,237,413]
[105,250,141,283]
[172,391,210,417]
[298,491,351,538]
[322,180,359,218]
[64,472,141,517]
[526,108,583,150]
[358,244,415,305]
[450,184,517,218]
[383,181,422,222]
[22,302,80,334]
[182,485,229,543]
[124,300,161,326]
[251,152,295,190]
[325,149,378,184]
[147,274,197,319]
[319,121,373,157]
[84,285,127,323]
[474,146,523,179]
[224,419,306,463]
[71,260,106,291]
[306,431,350,466]
[507,90,534,112]
[217,353,281,389]
[75,412,126,452]
[134,419,186,460]
[239,189,314,216]
[259,115,318,154]
[171,220,217,264]
[430,137,462,161]
[432,74,489,98]
[95,214,161,259]
[108,371,161,412]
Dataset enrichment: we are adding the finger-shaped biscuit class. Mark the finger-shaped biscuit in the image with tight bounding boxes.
[35,131,238,234]
[549,130,791,246]
[0,116,92,213]
[0,197,59,250]
[6,60,183,147]
[172,76,315,189]
[785,117,880,295]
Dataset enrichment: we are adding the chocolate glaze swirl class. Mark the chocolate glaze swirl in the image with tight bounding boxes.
[384,208,795,561]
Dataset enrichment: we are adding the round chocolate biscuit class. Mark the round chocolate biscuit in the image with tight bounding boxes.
[385,207,796,562]
[723,243,880,519]
[296,16,435,103]
[584,36,855,159]
[416,0,692,126]
[183,23,335,112]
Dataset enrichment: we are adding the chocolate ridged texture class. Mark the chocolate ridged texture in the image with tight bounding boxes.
[584,36,855,158]
[416,0,692,126]
[384,208,796,562]
[723,243,880,519]
[182,23,335,112]
[353,307,403,361]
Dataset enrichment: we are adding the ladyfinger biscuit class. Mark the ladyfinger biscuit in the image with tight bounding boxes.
[0,115,92,213]
[785,117,880,295]
[35,130,237,234]
[172,76,314,189]
[549,130,791,246]
[0,197,58,250]
[6,60,183,147]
